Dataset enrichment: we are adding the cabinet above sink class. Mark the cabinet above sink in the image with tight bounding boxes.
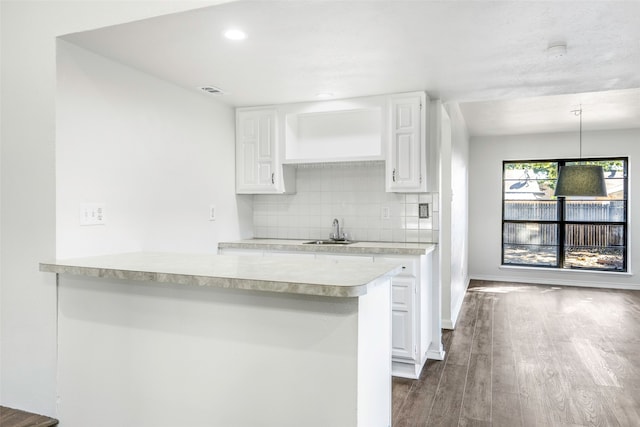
[235,91,432,194]
[281,95,387,164]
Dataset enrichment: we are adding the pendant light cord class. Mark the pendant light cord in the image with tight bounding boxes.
[579,106,582,159]
[572,105,583,159]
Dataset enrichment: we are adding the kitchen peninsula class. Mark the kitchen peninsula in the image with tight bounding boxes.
[219,239,442,379]
[40,252,400,427]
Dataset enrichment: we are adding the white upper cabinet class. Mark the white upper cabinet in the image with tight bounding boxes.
[236,107,295,194]
[235,92,431,194]
[386,92,429,193]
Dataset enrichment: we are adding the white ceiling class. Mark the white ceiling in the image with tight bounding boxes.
[61,0,640,136]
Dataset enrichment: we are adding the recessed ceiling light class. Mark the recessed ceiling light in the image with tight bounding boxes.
[224,29,247,41]
[547,42,567,58]
[316,93,334,99]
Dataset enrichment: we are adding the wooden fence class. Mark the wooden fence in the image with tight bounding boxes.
[504,201,624,247]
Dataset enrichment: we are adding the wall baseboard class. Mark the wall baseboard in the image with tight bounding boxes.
[469,274,640,291]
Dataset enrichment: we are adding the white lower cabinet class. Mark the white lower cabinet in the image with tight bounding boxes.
[376,255,431,379]
[219,246,434,379]
[390,276,415,360]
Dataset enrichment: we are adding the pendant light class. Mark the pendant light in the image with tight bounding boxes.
[554,106,607,197]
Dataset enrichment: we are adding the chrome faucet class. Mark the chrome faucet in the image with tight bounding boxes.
[331,218,345,241]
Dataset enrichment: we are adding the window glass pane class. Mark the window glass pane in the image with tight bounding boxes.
[503,222,558,245]
[564,247,625,271]
[504,163,557,201]
[564,224,625,247]
[504,200,557,221]
[564,201,626,222]
[604,177,625,200]
[503,244,558,266]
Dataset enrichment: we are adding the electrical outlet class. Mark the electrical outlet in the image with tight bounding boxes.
[419,203,430,219]
[382,206,390,220]
[80,203,106,226]
[209,205,216,221]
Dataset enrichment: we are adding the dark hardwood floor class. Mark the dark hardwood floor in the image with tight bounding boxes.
[393,280,640,426]
[0,407,58,427]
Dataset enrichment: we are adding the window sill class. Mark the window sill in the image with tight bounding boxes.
[500,264,632,276]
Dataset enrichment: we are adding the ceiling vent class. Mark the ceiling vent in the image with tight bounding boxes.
[199,85,225,95]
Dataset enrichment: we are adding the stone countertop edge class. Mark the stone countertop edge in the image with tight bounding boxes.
[218,239,437,256]
[39,252,402,298]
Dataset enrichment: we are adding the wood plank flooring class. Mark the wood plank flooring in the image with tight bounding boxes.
[0,407,58,427]
[393,280,640,426]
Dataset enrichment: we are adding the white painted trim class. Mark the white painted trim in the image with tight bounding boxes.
[392,360,421,380]
[426,349,446,361]
[470,274,640,291]
[442,319,454,330]
[442,276,470,330]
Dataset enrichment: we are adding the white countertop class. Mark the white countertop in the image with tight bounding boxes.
[40,252,402,297]
[218,239,437,256]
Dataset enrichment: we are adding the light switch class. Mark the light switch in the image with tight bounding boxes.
[209,205,216,221]
[80,203,106,226]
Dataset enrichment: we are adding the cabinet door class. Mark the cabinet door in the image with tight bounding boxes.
[392,312,415,360]
[391,276,416,360]
[236,108,280,193]
[387,92,426,192]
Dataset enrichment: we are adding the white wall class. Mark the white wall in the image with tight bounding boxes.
[446,104,470,328]
[439,103,470,329]
[0,0,229,416]
[469,128,640,289]
[56,40,248,258]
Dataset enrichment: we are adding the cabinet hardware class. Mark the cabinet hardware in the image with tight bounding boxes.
[392,169,396,182]
[271,173,275,184]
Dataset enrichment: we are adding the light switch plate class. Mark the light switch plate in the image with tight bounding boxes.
[80,203,106,226]
[381,206,390,220]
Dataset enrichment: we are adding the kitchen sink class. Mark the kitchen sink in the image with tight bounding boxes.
[303,240,355,245]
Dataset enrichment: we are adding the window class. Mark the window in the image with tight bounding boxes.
[502,158,627,272]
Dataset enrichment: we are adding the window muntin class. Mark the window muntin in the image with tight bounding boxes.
[502,158,627,272]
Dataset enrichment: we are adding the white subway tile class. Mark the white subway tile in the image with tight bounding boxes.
[254,215,268,227]
[406,218,419,230]
[405,203,419,217]
[380,230,393,242]
[419,218,432,230]
[392,229,406,242]
[419,230,433,242]
[367,229,381,241]
[419,193,433,204]
[406,229,420,242]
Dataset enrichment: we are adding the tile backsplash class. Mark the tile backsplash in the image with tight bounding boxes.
[253,163,438,243]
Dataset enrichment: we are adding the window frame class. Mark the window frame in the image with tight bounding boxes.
[501,157,628,272]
